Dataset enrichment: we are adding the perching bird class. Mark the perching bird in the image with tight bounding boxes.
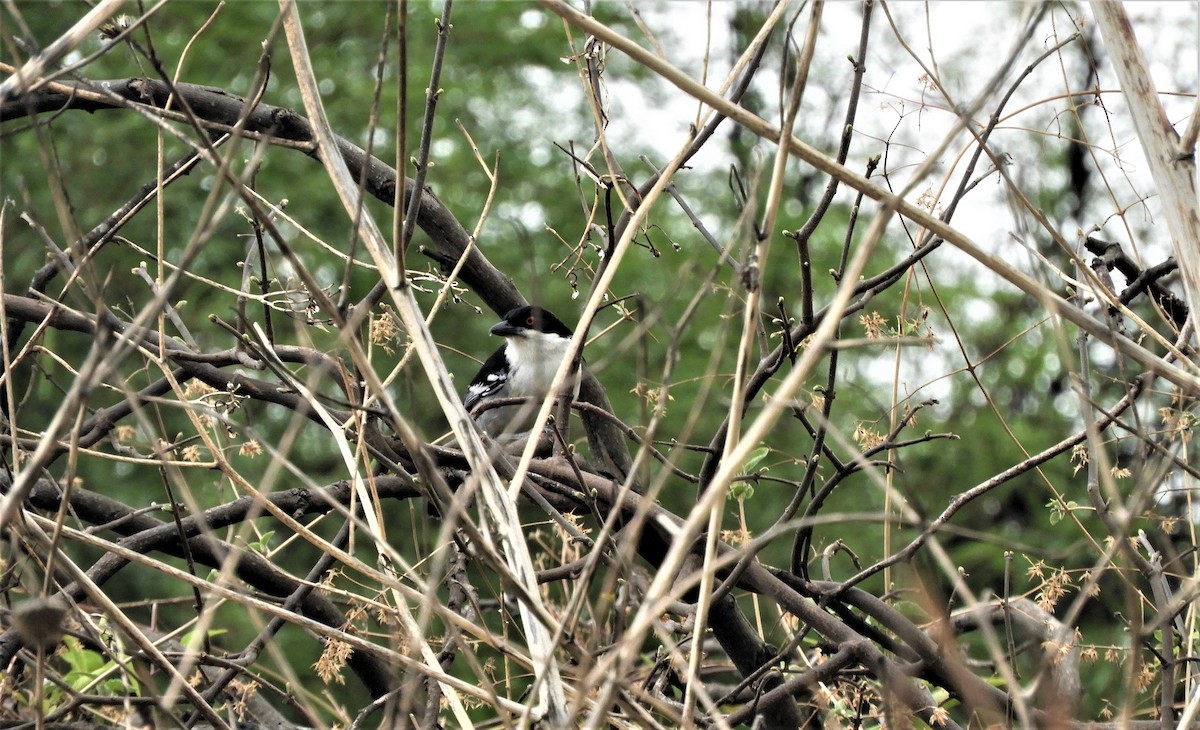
[464,306,577,440]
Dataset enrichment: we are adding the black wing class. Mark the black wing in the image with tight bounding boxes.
[463,346,508,411]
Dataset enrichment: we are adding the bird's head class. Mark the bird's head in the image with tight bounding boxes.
[489,306,573,340]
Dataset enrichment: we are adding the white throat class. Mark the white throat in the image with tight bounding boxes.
[504,331,572,400]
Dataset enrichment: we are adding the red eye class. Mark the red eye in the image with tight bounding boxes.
[526,316,536,326]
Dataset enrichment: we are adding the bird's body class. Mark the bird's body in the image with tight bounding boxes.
[464,306,577,440]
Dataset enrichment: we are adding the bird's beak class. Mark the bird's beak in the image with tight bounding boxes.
[490,320,521,337]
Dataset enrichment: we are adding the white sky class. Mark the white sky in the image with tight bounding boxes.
[616,2,1197,264]
[586,1,1197,403]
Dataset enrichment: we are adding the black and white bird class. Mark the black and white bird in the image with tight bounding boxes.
[464,306,577,440]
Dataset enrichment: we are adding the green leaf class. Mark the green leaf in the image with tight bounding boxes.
[731,481,755,501]
[741,446,770,475]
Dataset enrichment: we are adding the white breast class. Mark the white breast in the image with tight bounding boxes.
[477,332,576,439]
[505,331,572,401]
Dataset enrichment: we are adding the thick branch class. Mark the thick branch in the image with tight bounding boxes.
[0,72,522,315]
[1092,3,1200,318]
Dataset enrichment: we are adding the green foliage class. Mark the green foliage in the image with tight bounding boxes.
[12,634,142,716]
[59,635,140,699]
[2,1,1196,726]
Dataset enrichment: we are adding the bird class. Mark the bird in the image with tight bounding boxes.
[463,305,578,441]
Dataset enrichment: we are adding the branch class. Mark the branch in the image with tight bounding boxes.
[1092,2,1200,319]
[537,0,1200,394]
[0,68,523,315]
